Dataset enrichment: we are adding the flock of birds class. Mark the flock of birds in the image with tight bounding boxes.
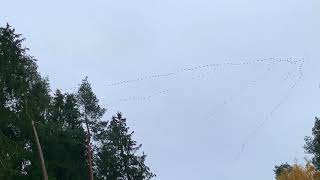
[60,57,305,161]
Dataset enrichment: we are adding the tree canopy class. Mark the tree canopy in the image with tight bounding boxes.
[0,24,155,180]
[275,163,320,180]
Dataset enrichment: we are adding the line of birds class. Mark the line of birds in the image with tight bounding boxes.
[53,58,304,122]
[46,57,307,165]
[106,57,303,87]
[100,89,170,116]
[103,60,290,113]
[104,89,169,107]
[206,59,301,122]
[58,57,303,103]
[101,58,305,161]
[234,59,305,161]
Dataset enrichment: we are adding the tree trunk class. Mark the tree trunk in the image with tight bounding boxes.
[31,120,48,180]
[85,119,94,180]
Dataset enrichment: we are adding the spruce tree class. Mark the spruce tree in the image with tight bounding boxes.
[96,112,155,180]
[0,23,50,180]
[40,90,88,180]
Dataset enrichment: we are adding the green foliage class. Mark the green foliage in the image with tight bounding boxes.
[274,163,293,178]
[305,117,320,169]
[0,24,155,180]
[274,117,320,179]
[39,90,88,180]
[96,113,156,180]
[0,23,50,180]
[77,77,105,124]
[77,77,106,180]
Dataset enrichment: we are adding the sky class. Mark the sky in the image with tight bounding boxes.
[1,0,320,179]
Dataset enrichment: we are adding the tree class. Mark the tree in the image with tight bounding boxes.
[0,23,156,180]
[276,163,320,180]
[95,112,155,180]
[39,90,88,180]
[305,117,320,169]
[77,77,106,180]
[0,23,50,180]
[274,163,293,178]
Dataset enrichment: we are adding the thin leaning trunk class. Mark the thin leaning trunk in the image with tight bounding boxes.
[85,118,94,180]
[31,120,48,180]
[25,99,48,180]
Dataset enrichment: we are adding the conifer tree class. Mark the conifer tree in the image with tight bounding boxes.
[40,90,88,180]
[0,23,155,180]
[305,117,320,169]
[77,77,106,180]
[96,112,155,180]
[0,23,50,180]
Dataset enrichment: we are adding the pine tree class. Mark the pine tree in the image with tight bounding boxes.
[96,112,155,180]
[77,77,106,180]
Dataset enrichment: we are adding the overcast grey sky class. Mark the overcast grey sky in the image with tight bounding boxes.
[1,0,320,179]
